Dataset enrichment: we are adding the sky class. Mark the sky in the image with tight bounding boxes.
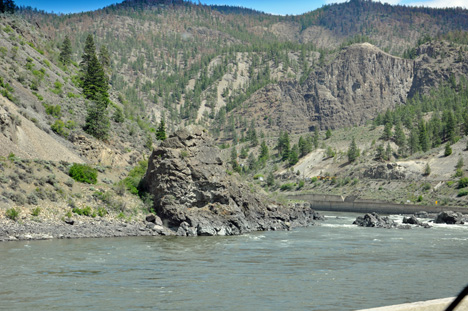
[14,0,468,15]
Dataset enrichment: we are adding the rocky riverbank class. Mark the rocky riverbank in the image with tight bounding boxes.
[0,216,174,242]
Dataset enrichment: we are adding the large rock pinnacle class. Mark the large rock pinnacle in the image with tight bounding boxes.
[142,125,322,236]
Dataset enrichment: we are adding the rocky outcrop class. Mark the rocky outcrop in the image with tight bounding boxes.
[142,125,322,236]
[409,41,468,98]
[237,41,468,132]
[304,43,414,129]
[353,212,397,229]
[434,211,465,225]
[362,163,408,180]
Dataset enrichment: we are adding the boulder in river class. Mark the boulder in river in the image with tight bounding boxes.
[141,125,322,236]
[434,211,465,225]
[353,212,397,229]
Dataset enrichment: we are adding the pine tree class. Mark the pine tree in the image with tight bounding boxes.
[347,137,360,163]
[80,35,96,72]
[289,144,299,166]
[376,144,385,161]
[99,45,111,72]
[156,119,166,141]
[382,122,392,141]
[385,143,392,161]
[408,127,420,155]
[258,140,269,165]
[394,122,406,148]
[230,146,239,172]
[418,120,429,152]
[84,95,109,140]
[83,53,108,101]
[313,127,319,149]
[325,129,332,139]
[444,143,452,157]
[2,0,15,13]
[59,35,72,66]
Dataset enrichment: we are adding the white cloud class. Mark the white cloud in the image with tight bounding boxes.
[324,0,467,8]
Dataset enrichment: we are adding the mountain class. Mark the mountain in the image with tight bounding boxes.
[0,0,468,221]
[17,0,468,137]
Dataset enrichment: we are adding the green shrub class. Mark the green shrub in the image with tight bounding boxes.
[5,208,19,221]
[72,206,92,216]
[51,119,69,138]
[31,207,41,216]
[280,182,295,191]
[253,174,264,180]
[297,180,305,189]
[454,168,463,178]
[447,181,454,187]
[119,160,147,195]
[458,189,468,197]
[69,163,97,184]
[458,177,468,189]
[422,183,431,191]
[417,195,423,202]
[97,207,107,217]
[310,177,318,183]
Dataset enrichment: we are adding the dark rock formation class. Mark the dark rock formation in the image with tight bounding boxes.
[142,125,322,236]
[402,215,421,225]
[353,212,397,229]
[434,211,465,225]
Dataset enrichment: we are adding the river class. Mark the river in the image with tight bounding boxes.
[1,212,467,311]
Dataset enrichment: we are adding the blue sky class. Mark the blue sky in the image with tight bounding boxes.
[15,0,468,15]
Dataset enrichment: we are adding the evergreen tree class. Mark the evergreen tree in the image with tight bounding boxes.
[266,171,275,187]
[423,163,431,176]
[156,119,166,141]
[80,34,96,72]
[277,131,290,161]
[325,129,332,139]
[83,53,108,101]
[99,45,111,72]
[59,35,72,66]
[258,140,269,167]
[456,157,464,170]
[289,144,299,166]
[240,146,248,159]
[394,122,406,148]
[84,95,109,140]
[408,127,420,154]
[1,0,16,13]
[418,120,429,152]
[375,144,385,161]
[444,143,452,157]
[298,135,312,157]
[313,127,319,149]
[385,143,392,161]
[347,137,360,163]
[113,106,125,123]
[230,146,240,172]
[382,122,392,141]
[247,152,257,171]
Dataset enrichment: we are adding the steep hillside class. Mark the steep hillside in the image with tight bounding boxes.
[17,0,468,139]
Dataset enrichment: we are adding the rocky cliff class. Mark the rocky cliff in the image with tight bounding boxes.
[142,125,322,236]
[237,41,468,132]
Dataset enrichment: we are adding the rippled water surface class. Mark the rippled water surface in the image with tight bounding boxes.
[1,212,468,311]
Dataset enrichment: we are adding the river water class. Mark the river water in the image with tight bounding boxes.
[1,212,467,311]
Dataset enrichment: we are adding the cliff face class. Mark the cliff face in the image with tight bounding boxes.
[241,43,415,131]
[142,125,322,236]
[304,43,414,129]
[239,41,468,132]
